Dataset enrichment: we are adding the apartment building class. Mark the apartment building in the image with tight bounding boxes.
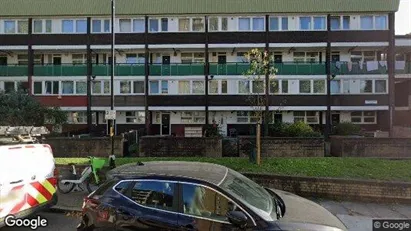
[0,0,409,137]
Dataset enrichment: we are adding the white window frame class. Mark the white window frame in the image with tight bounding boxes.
[237,16,265,32]
[351,111,377,124]
[91,80,111,95]
[181,111,205,124]
[68,111,88,124]
[298,16,327,31]
[124,111,145,124]
[330,15,351,31]
[208,80,229,95]
[269,16,288,31]
[208,17,229,32]
[360,15,388,30]
[149,80,168,95]
[293,111,319,124]
[177,17,205,32]
[61,19,87,34]
[3,19,29,34]
[119,18,145,33]
[118,80,145,95]
[91,19,111,33]
[338,79,387,95]
[32,19,53,34]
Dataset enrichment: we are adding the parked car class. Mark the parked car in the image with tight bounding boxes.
[77,161,347,231]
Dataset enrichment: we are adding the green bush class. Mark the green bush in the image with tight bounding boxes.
[128,143,139,155]
[270,121,322,137]
[333,122,361,136]
[203,124,222,137]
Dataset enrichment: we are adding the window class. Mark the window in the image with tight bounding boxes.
[76,20,87,33]
[92,20,101,33]
[360,16,374,30]
[360,80,372,93]
[293,52,319,63]
[192,18,204,31]
[375,80,386,93]
[299,17,311,30]
[250,111,260,123]
[192,81,205,94]
[238,80,250,94]
[237,111,249,123]
[182,183,241,222]
[181,53,193,64]
[313,80,325,93]
[125,111,145,123]
[181,112,205,123]
[33,82,42,94]
[269,17,279,31]
[179,81,190,94]
[17,20,28,33]
[4,21,16,34]
[330,16,340,30]
[282,18,288,30]
[33,20,43,33]
[92,81,102,94]
[133,19,145,32]
[129,181,176,211]
[282,80,288,93]
[270,80,279,94]
[293,111,305,123]
[193,53,205,63]
[149,19,159,32]
[120,81,131,94]
[92,19,110,33]
[294,111,319,124]
[221,80,228,94]
[330,80,341,94]
[76,81,87,94]
[62,20,74,33]
[375,16,387,30]
[70,112,87,124]
[351,111,376,124]
[209,80,218,94]
[161,81,168,94]
[149,81,159,94]
[133,81,144,94]
[209,18,218,31]
[299,80,311,93]
[120,19,131,32]
[62,81,74,94]
[161,18,168,32]
[238,18,251,31]
[313,17,326,30]
[45,81,59,94]
[179,18,190,31]
[4,82,15,93]
[343,16,350,30]
[252,17,264,31]
[252,80,264,94]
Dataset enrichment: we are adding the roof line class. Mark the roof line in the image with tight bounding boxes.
[217,167,229,186]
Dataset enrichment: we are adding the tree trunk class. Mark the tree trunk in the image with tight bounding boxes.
[256,122,261,165]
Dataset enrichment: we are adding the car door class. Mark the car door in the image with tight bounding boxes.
[177,182,257,231]
[114,180,180,231]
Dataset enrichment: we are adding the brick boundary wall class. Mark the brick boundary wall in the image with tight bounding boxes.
[56,165,411,204]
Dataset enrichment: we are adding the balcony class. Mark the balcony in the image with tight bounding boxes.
[0,62,409,77]
[0,65,28,76]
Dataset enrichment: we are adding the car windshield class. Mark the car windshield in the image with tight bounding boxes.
[220,169,274,220]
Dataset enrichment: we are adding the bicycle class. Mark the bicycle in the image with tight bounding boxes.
[57,156,106,194]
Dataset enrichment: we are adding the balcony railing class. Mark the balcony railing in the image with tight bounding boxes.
[0,62,409,77]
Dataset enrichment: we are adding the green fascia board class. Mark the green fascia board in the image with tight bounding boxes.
[0,0,400,17]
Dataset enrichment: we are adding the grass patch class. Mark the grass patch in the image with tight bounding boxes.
[55,157,411,182]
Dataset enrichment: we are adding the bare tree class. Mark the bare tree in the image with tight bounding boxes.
[243,48,277,165]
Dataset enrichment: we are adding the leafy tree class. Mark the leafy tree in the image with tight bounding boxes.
[0,91,66,126]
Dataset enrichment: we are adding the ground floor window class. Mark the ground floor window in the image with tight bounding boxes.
[181,112,205,124]
[293,111,319,124]
[350,111,376,124]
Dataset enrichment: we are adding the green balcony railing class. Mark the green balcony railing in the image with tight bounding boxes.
[34,64,87,76]
[92,64,145,76]
[150,63,205,76]
[0,65,28,76]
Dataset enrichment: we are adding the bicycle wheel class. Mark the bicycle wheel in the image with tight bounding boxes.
[85,175,100,193]
[57,179,75,194]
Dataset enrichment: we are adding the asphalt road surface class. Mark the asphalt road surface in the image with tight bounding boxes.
[0,211,80,231]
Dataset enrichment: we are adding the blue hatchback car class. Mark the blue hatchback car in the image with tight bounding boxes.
[77,161,347,231]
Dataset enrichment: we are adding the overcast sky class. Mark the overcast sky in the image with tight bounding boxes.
[396,0,411,35]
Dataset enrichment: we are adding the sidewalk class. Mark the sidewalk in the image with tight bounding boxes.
[53,192,411,231]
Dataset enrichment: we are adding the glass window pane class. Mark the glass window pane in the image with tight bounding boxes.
[133,19,144,32]
[76,81,86,94]
[375,80,386,93]
[161,81,168,94]
[209,80,218,93]
[239,18,251,31]
[330,16,340,30]
[360,16,374,30]
[4,82,15,93]
[17,21,28,33]
[76,20,87,33]
[313,80,325,93]
[62,20,74,33]
[238,80,250,93]
[343,16,350,30]
[252,17,264,31]
[126,54,137,64]
[4,21,16,34]
[221,18,228,31]
[360,80,372,93]
[270,17,279,31]
[192,81,205,94]
[120,81,131,93]
[45,20,52,33]
[133,81,144,94]
[270,80,279,94]
[330,80,341,94]
[179,18,190,31]
[92,81,102,94]
[192,18,204,31]
[299,80,311,93]
[62,81,74,94]
[209,18,218,31]
[119,19,131,32]
[281,17,288,30]
[313,17,326,30]
[179,81,190,94]
[130,181,176,212]
[161,18,168,31]
[252,80,264,93]
[33,20,43,33]
[282,80,288,93]
[221,80,228,93]
[149,81,159,94]
[300,17,311,30]
[375,16,387,30]
[149,19,158,32]
[92,20,101,33]
[104,20,110,32]
[33,82,42,94]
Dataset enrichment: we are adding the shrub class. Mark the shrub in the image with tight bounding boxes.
[269,122,289,137]
[284,121,316,137]
[333,122,361,136]
[203,124,222,137]
[128,143,139,155]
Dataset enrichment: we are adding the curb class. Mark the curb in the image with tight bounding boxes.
[49,206,82,213]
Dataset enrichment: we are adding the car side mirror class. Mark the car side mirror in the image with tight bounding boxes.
[226,211,248,228]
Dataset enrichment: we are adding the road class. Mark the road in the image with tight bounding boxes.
[1,200,411,231]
